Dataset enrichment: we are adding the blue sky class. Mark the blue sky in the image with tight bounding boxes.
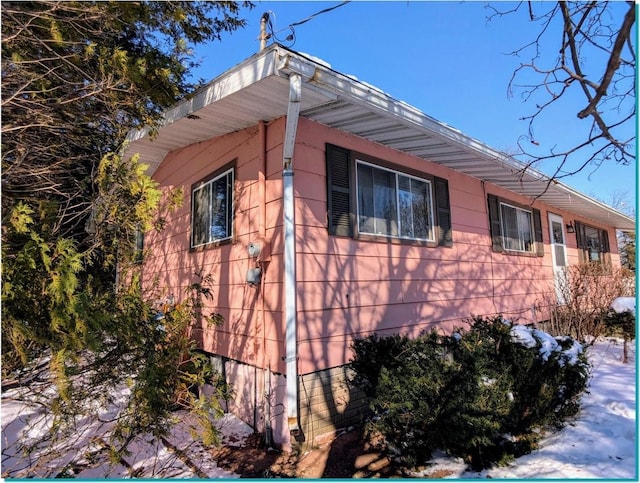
[190,1,637,215]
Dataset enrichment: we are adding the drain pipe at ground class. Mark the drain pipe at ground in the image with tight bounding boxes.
[283,72,301,437]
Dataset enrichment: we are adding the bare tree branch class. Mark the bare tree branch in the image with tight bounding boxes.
[576,3,636,119]
[488,1,635,190]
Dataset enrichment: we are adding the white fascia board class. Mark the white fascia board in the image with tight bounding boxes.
[277,50,634,231]
[279,51,543,179]
[125,125,151,145]
[547,185,635,228]
[125,49,280,146]
[276,50,339,102]
[165,51,278,123]
[280,53,506,157]
[191,53,278,117]
[277,50,318,82]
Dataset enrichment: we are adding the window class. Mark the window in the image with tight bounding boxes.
[191,167,234,248]
[134,228,144,263]
[487,194,544,256]
[326,144,452,247]
[356,160,435,242]
[575,222,610,264]
[500,202,534,252]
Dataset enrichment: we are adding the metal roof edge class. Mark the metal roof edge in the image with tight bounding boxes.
[123,44,634,231]
[275,47,635,231]
[125,45,282,146]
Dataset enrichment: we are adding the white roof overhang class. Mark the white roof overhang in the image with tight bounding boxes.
[124,45,635,231]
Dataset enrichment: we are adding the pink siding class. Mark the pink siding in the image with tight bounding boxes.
[291,118,619,374]
[143,115,621,379]
[142,121,289,373]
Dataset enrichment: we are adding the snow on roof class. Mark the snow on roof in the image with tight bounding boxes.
[297,51,331,68]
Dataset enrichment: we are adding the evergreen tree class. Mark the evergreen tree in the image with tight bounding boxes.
[2,0,252,452]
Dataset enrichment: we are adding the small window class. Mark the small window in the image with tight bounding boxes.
[134,228,144,263]
[575,222,610,264]
[487,194,544,257]
[356,160,435,242]
[191,167,234,248]
[500,202,534,253]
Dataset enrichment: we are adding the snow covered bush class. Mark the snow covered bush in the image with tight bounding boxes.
[602,299,636,363]
[349,316,590,470]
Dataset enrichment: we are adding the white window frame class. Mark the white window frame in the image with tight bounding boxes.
[500,202,535,253]
[191,167,234,248]
[355,159,435,243]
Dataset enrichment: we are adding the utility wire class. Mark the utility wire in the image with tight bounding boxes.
[289,1,351,28]
[263,1,351,48]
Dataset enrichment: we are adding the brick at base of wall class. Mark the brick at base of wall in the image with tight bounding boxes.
[297,365,368,448]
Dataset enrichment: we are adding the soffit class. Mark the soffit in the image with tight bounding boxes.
[123,45,635,231]
[124,48,336,173]
[298,98,635,231]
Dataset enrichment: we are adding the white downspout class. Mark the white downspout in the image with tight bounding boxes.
[283,73,301,436]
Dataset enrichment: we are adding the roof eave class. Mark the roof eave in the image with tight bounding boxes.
[278,49,635,231]
[123,45,635,232]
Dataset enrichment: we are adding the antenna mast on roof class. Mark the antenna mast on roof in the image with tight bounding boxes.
[259,12,269,51]
[259,3,350,51]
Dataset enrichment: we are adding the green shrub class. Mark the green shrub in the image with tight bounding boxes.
[349,316,590,470]
[602,308,635,363]
[602,309,635,341]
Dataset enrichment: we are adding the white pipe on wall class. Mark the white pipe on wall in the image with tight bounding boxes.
[283,73,301,436]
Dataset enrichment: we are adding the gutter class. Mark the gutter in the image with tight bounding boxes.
[282,72,302,436]
[275,46,635,232]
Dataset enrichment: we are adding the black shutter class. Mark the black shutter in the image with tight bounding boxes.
[487,194,503,252]
[601,228,611,265]
[434,177,452,247]
[326,144,352,236]
[601,229,610,253]
[532,208,544,257]
[575,222,587,263]
[575,222,586,249]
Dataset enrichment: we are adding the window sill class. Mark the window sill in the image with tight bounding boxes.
[190,237,233,253]
[353,232,440,248]
[496,249,540,258]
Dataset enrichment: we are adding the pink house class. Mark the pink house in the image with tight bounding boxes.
[124,45,634,450]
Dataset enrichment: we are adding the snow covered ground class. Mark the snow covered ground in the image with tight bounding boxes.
[431,338,637,479]
[1,338,636,479]
[1,380,254,478]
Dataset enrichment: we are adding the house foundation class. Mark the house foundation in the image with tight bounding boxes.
[205,354,368,452]
[298,366,368,447]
